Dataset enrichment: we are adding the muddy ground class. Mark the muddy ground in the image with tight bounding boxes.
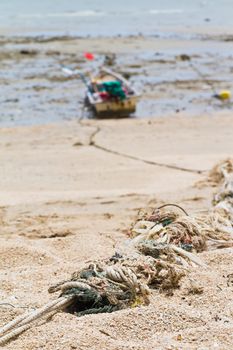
[0,35,233,126]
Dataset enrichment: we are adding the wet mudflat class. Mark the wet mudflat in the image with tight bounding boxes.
[0,35,233,126]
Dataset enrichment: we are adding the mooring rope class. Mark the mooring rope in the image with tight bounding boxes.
[0,159,233,345]
[0,297,73,346]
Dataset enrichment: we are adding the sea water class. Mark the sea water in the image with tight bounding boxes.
[0,0,232,37]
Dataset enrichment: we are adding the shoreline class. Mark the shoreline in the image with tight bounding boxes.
[1,28,233,43]
[0,34,233,127]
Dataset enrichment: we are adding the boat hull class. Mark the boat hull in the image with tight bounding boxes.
[94,96,137,117]
[85,67,140,118]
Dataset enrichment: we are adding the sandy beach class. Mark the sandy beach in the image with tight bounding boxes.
[1,0,233,344]
[1,112,233,349]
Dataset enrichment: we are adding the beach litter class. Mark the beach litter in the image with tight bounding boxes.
[213,90,231,101]
[62,64,140,118]
[0,159,233,345]
[104,53,116,66]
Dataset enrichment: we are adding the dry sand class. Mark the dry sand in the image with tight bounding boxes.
[1,113,233,349]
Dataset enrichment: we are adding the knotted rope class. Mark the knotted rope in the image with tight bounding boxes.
[1,159,233,345]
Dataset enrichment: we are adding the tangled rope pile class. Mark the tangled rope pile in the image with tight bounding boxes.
[132,159,233,257]
[1,159,233,345]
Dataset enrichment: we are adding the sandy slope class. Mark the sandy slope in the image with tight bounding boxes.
[0,113,233,349]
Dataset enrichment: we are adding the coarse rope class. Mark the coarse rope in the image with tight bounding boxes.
[0,297,73,346]
[0,159,233,345]
[156,204,189,216]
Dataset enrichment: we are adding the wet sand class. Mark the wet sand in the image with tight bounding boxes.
[1,113,233,349]
[0,35,233,125]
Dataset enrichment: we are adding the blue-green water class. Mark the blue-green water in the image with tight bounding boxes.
[0,0,233,37]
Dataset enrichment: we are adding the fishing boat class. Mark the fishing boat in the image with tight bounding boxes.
[85,67,140,118]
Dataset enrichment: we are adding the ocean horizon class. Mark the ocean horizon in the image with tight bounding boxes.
[0,0,233,37]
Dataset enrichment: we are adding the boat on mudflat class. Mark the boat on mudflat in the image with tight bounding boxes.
[85,67,140,118]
